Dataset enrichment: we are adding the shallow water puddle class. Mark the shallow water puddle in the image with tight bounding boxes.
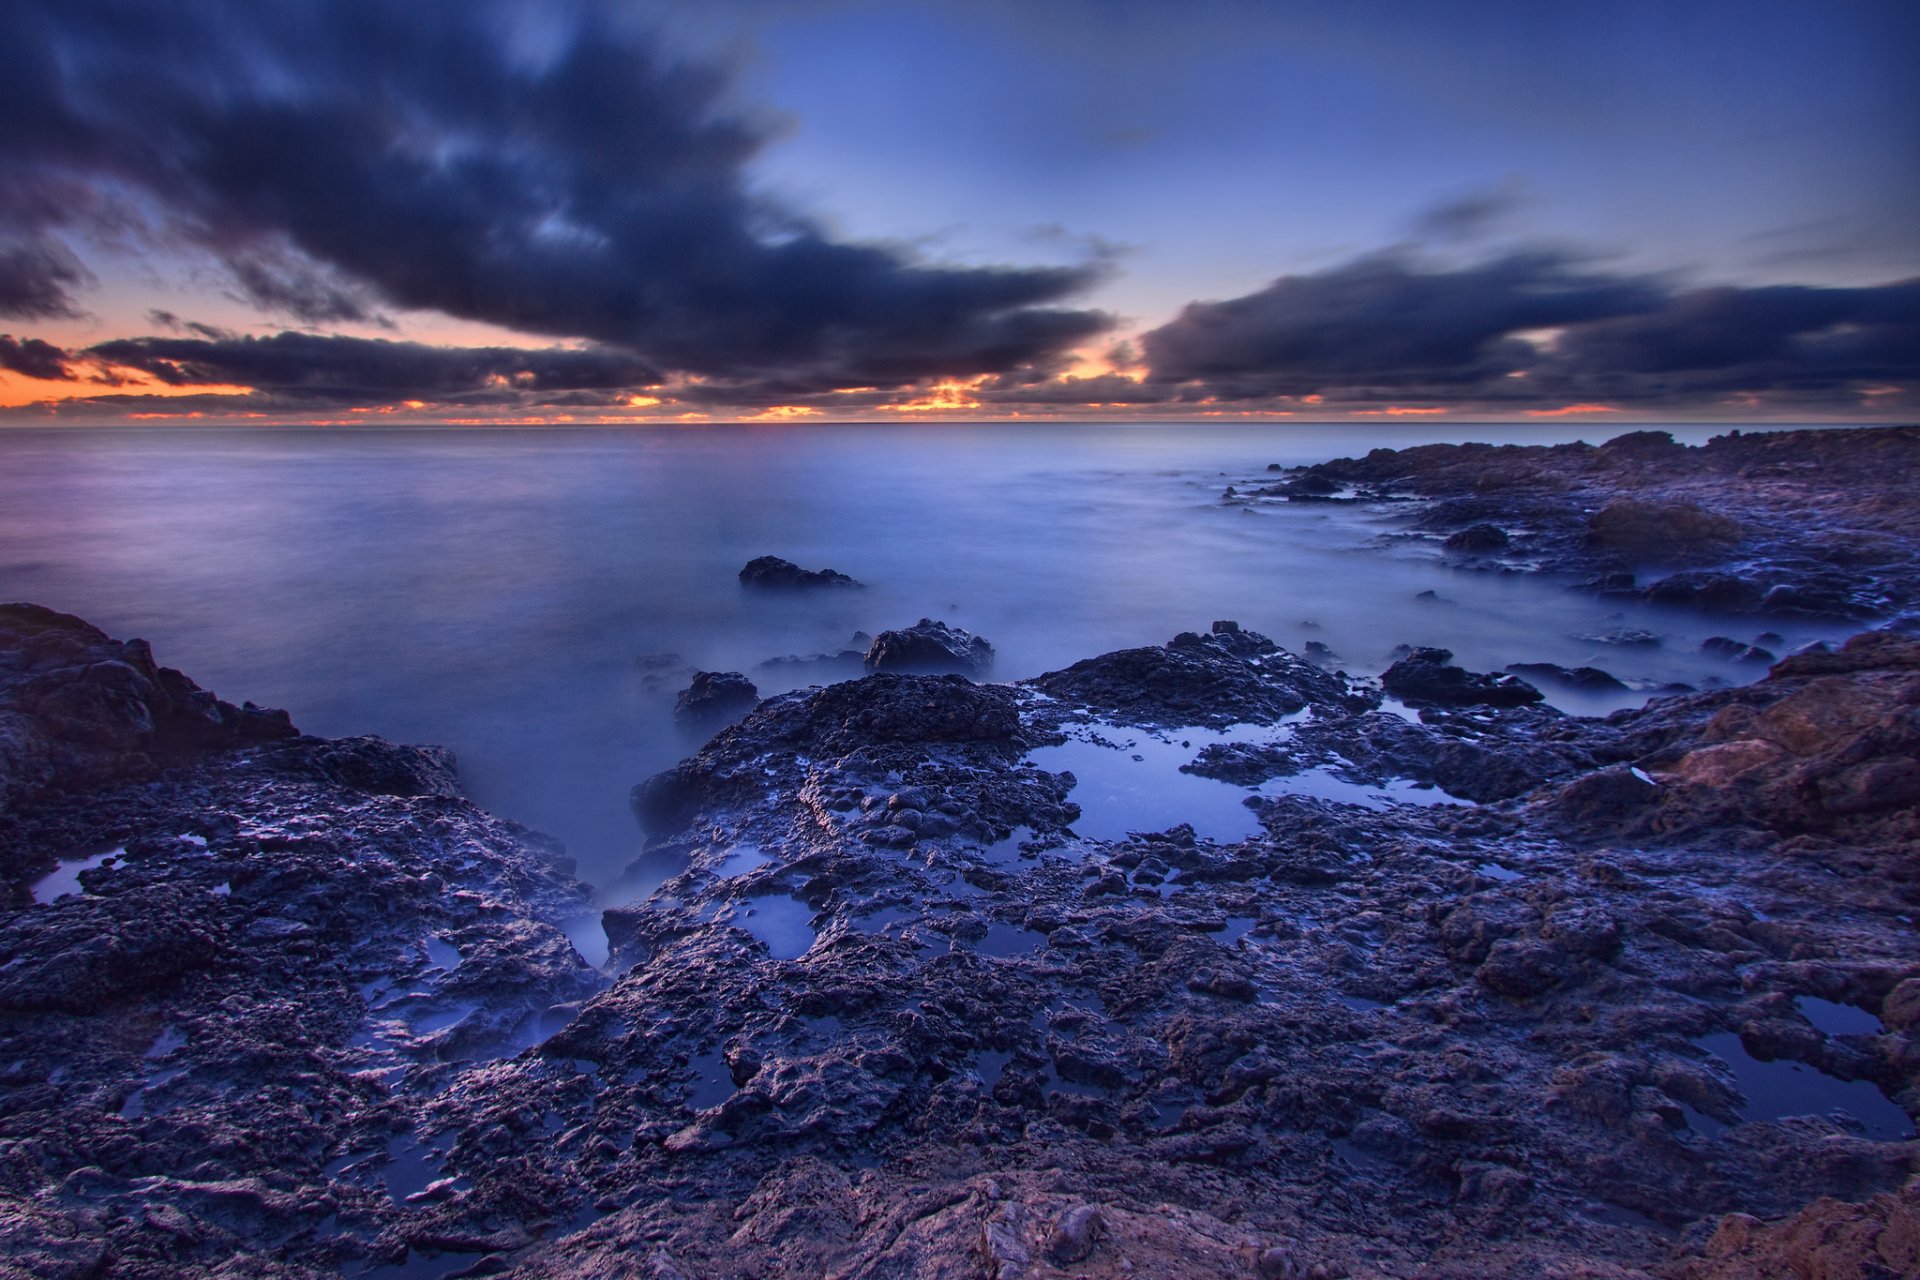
[382,1130,457,1201]
[1254,767,1457,811]
[727,895,817,959]
[145,1026,187,1059]
[1027,722,1283,843]
[980,920,1046,955]
[686,1050,736,1110]
[422,937,462,972]
[30,846,124,904]
[1797,995,1882,1037]
[715,844,769,877]
[1693,1031,1911,1140]
[117,1065,188,1120]
[976,825,1038,863]
[1216,916,1259,945]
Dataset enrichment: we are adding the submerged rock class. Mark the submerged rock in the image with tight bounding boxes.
[738,555,863,590]
[674,670,759,724]
[863,618,994,675]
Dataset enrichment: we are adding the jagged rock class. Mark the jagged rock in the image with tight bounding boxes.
[1701,636,1776,665]
[1380,647,1543,708]
[674,671,759,723]
[1588,498,1743,557]
[1443,523,1510,553]
[0,603,295,818]
[1033,621,1371,728]
[1506,662,1629,692]
[738,556,862,589]
[863,618,994,675]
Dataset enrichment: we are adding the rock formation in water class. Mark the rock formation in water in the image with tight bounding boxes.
[7,420,1920,1280]
[864,618,995,675]
[1246,425,1920,623]
[6,600,1914,1278]
[673,671,760,725]
[738,555,863,590]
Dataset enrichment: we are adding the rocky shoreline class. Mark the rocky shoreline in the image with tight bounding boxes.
[3,429,1917,1280]
[1236,426,1920,625]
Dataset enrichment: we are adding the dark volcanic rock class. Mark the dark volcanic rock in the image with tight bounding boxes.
[863,618,994,675]
[1700,636,1777,666]
[9,608,1919,1280]
[1587,498,1743,559]
[1284,427,1919,620]
[1443,523,1511,553]
[1381,647,1544,708]
[0,603,296,819]
[1032,621,1372,729]
[738,555,862,590]
[0,610,597,1278]
[1506,662,1629,693]
[674,670,759,724]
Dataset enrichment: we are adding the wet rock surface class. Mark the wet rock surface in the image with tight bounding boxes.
[865,618,996,676]
[0,611,598,1279]
[1255,426,1920,621]
[4,608,1917,1278]
[673,671,759,726]
[738,556,863,590]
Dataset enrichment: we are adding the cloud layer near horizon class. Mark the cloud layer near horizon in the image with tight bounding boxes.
[0,0,1109,393]
[0,0,1912,422]
[1135,252,1920,412]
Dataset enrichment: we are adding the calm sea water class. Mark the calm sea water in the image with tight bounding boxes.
[0,422,1857,890]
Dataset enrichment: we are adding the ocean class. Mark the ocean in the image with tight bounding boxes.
[0,421,1855,891]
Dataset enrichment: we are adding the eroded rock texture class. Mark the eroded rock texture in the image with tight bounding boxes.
[1248,426,1920,621]
[2,609,1915,1280]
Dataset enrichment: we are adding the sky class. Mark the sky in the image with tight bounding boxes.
[0,0,1915,425]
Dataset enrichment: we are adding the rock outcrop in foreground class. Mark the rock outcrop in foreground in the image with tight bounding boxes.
[2,606,1916,1279]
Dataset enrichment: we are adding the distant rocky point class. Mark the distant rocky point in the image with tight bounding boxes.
[738,555,862,590]
[1258,426,1920,621]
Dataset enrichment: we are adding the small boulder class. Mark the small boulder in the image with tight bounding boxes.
[674,671,759,723]
[1443,523,1510,553]
[738,555,862,590]
[1505,662,1628,692]
[1046,1205,1104,1264]
[1587,498,1742,557]
[1701,636,1776,665]
[864,619,994,676]
[1381,648,1543,708]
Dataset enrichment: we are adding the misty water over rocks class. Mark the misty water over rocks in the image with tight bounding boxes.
[0,422,1862,893]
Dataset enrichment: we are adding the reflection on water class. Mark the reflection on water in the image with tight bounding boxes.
[0,422,1857,888]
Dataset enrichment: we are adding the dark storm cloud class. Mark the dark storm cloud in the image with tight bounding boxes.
[1140,252,1663,399]
[0,334,76,381]
[1135,251,1920,411]
[86,332,660,405]
[0,240,90,320]
[1,0,1108,386]
[1410,186,1525,244]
